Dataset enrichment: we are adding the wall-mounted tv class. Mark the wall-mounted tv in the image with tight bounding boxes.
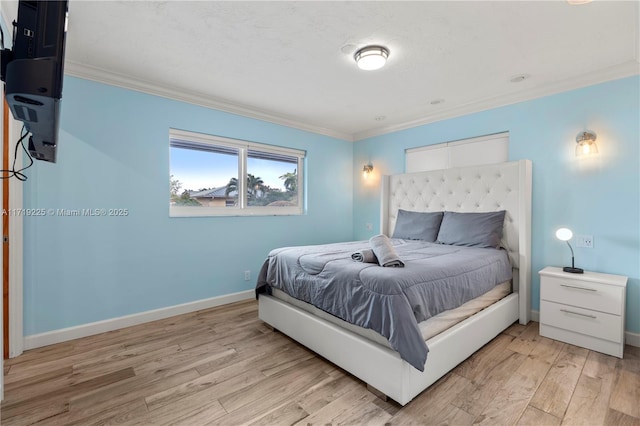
[1,0,68,163]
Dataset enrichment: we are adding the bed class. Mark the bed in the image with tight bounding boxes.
[257,160,532,405]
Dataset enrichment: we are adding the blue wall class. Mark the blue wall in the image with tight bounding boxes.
[353,76,640,334]
[23,77,354,335]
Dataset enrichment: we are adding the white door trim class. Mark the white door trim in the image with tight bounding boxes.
[8,118,23,358]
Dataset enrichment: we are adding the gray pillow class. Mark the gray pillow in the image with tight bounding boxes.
[392,210,444,242]
[436,211,506,248]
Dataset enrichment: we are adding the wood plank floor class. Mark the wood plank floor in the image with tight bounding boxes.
[1,300,639,425]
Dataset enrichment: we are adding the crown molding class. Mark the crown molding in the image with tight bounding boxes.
[353,60,640,141]
[64,61,354,142]
[61,58,640,144]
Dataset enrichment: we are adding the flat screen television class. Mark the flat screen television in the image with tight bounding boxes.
[1,0,68,163]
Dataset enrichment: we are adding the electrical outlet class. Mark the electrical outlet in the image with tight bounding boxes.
[244,270,251,281]
[575,235,593,248]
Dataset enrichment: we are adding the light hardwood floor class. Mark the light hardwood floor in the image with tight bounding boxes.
[1,300,639,425]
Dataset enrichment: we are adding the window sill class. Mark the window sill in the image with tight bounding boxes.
[170,206,303,217]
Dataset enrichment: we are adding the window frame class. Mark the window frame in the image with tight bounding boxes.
[170,129,305,217]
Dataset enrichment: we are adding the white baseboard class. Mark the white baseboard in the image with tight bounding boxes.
[23,290,254,351]
[531,309,639,349]
[21,296,640,353]
[626,330,640,348]
[530,309,540,323]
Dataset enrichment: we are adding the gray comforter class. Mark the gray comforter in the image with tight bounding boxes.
[255,239,512,371]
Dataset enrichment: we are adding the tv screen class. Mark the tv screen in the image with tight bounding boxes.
[1,0,68,163]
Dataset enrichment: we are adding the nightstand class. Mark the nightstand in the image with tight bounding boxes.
[539,266,627,358]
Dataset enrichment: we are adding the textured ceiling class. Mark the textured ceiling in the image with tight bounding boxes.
[2,1,639,141]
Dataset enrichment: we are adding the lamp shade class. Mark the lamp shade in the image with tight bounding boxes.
[555,228,573,241]
[362,163,373,178]
[575,131,598,157]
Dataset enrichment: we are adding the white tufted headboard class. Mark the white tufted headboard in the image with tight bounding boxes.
[380,160,532,324]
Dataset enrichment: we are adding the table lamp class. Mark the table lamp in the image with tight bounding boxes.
[555,228,584,274]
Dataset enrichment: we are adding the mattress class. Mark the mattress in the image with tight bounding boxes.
[271,280,511,349]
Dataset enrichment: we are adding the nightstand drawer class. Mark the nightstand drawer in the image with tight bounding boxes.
[540,275,624,315]
[540,300,622,343]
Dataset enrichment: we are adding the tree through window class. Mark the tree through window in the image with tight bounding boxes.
[169,129,305,217]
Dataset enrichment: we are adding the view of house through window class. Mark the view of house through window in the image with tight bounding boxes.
[170,129,304,216]
[246,149,299,207]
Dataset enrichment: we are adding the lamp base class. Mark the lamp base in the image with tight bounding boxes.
[563,266,584,274]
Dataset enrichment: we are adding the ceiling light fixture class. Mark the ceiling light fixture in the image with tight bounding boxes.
[354,45,389,71]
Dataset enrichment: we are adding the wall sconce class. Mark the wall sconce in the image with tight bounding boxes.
[575,131,598,157]
[555,228,584,274]
[362,163,373,178]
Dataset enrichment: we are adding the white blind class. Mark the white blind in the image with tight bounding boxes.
[406,132,509,173]
[170,128,305,159]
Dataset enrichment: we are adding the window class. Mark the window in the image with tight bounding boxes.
[405,132,509,173]
[169,129,304,217]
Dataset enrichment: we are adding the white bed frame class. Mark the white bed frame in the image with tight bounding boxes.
[259,160,532,405]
